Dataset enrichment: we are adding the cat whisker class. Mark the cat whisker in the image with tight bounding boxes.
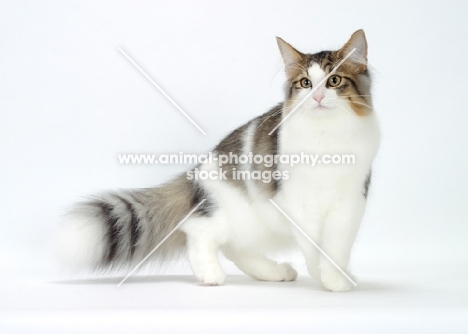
[255,105,301,132]
[341,95,373,98]
[327,98,373,109]
[347,100,373,109]
[255,101,307,133]
[255,118,271,132]
[337,105,363,128]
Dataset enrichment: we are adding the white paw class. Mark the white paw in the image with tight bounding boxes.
[198,267,226,286]
[252,263,297,282]
[279,263,298,282]
[321,268,354,292]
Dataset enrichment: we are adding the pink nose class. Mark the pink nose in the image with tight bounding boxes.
[313,95,324,103]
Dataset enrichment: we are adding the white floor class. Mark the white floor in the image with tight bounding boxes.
[1,258,467,333]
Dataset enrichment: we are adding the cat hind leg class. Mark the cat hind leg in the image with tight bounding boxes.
[183,217,226,286]
[224,248,297,282]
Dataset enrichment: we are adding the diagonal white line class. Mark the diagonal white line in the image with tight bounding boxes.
[118,47,207,136]
[117,199,206,287]
[269,199,357,287]
[268,48,356,135]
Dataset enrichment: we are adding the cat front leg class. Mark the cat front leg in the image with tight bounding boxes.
[292,215,324,283]
[274,199,324,284]
[320,194,366,292]
[294,230,322,282]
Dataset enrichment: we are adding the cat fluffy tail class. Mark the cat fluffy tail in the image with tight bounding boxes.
[54,174,195,272]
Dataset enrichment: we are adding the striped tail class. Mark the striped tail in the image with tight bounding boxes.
[55,174,196,271]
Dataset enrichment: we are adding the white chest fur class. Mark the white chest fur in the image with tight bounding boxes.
[277,109,380,209]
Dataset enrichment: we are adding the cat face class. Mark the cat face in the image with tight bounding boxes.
[277,30,372,117]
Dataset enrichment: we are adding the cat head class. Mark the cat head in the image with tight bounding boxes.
[277,30,372,117]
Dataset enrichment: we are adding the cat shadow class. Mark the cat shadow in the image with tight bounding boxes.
[52,275,195,285]
[53,275,296,286]
[52,275,399,292]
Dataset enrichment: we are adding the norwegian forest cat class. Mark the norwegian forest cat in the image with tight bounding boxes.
[56,30,380,291]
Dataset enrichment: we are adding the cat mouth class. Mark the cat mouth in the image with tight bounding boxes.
[315,105,328,110]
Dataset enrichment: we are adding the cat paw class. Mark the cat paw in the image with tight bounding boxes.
[253,263,297,282]
[197,267,226,286]
[279,263,298,282]
[321,268,354,292]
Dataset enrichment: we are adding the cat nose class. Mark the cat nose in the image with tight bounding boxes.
[313,94,324,103]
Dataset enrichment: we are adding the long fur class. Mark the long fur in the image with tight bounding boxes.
[56,30,380,291]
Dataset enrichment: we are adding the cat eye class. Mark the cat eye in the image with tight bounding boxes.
[300,78,312,88]
[328,75,342,87]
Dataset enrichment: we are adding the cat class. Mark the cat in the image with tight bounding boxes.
[56,30,380,292]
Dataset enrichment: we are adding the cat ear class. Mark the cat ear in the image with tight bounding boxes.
[276,37,305,78]
[338,30,368,72]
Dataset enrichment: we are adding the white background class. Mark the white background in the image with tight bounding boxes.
[1,0,467,333]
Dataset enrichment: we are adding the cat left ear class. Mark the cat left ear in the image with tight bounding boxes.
[276,37,305,78]
[338,30,368,72]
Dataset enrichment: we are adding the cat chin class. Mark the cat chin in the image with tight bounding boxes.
[314,106,335,114]
[305,107,341,118]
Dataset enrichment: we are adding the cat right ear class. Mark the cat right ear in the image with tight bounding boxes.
[276,37,305,78]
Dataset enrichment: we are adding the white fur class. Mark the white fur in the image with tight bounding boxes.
[57,55,378,291]
[277,100,379,290]
[54,213,106,271]
[181,63,380,290]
